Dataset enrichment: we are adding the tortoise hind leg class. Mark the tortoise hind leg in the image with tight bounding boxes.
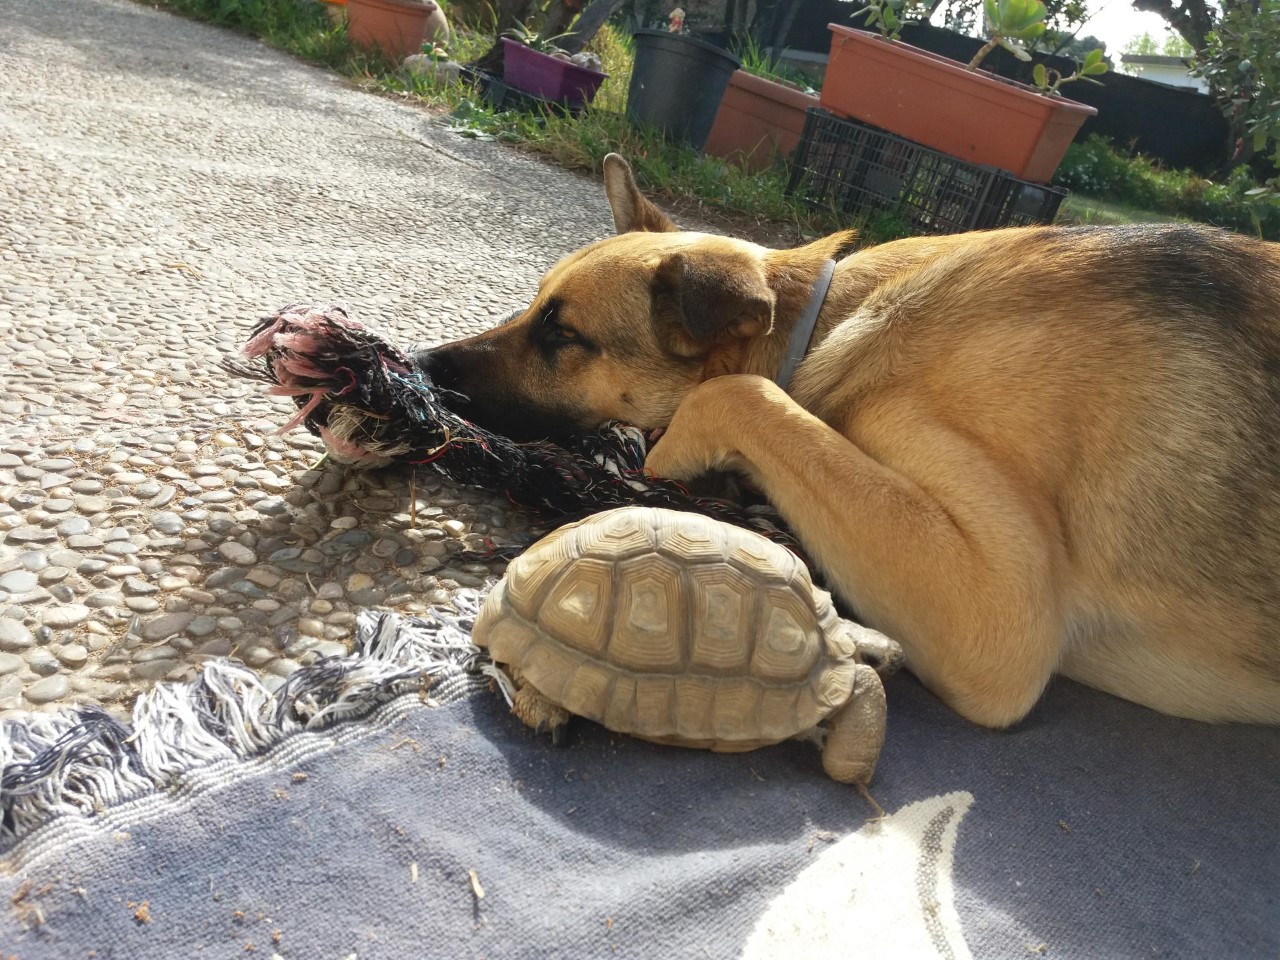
[820,664,888,784]
[511,680,572,746]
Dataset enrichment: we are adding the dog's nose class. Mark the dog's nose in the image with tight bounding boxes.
[415,346,460,391]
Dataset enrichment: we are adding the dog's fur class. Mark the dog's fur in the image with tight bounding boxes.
[422,154,1280,728]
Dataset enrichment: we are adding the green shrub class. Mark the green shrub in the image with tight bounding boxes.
[733,35,820,93]
[160,0,357,68]
[1054,135,1280,239]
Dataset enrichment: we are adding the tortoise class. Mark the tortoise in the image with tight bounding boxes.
[474,506,904,784]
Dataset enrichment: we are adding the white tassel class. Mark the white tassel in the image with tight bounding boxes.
[0,591,499,849]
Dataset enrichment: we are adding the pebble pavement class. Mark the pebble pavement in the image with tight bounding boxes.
[0,0,653,715]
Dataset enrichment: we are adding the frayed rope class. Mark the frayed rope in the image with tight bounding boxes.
[0,593,491,850]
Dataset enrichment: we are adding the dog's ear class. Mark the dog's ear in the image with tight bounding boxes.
[652,250,775,351]
[603,154,678,234]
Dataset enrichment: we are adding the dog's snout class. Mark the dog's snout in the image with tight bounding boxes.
[416,346,460,391]
[411,332,583,440]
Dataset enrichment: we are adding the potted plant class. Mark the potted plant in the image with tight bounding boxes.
[705,41,821,172]
[499,20,609,106]
[626,11,742,151]
[348,0,449,61]
[819,0,1104,183]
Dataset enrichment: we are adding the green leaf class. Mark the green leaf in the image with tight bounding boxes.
[1254,129,1269,152]
[1082,59,1108,75]
[1083,48,1103,67]
[1009,22,1045,42]
[997,35,1033,60]
[1033,63,1047,87]
[995,0,1045,31]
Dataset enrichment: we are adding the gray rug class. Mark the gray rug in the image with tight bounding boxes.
[1,599,1276,959]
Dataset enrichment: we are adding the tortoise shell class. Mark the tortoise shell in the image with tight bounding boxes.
[474,506,874,748]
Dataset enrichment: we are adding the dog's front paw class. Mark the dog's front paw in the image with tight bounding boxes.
[644,376,766,482]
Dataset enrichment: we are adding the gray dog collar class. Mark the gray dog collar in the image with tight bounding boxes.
[774,259,836,392]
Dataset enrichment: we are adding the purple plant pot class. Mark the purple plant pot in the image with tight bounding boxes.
[501,38,608,106]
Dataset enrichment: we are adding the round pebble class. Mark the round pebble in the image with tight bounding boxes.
[57,643,90,668]
[0,571,38,594]
[198,637,232,657]
[18,551,49,571]
[141,613,195,641]
[25,675,71,704]
[28,650,61,676]
[151,512,184,535]
[41,604,91,628]
[0,621,35,651]
[310,640,350,659]
[57,516,92,536]
[218,542,256,565]
[346,573,375,592]
[38,566,70,584]
[187,616,218,637]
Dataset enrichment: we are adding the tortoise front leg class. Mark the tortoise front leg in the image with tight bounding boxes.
[509,670,572,746]
[820,664,888,784]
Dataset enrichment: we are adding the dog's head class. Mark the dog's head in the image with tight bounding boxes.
[420,155,852,441]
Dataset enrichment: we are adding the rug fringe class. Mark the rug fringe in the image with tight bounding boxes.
[0,591,491,849]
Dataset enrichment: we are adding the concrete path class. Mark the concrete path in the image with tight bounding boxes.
[0,0,622,713]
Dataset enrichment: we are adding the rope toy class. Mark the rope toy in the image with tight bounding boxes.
[225,304,800,559]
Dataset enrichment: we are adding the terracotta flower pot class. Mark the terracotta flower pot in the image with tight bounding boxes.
[706,70,820,172]
[347,0,434,61]
[500,39,608,106]
[819,25,1096,183]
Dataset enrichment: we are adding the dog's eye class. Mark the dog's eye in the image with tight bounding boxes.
[550,325,579,342]
[538,302,560,326]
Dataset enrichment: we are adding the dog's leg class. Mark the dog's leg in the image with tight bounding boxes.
[646,375,1064,728]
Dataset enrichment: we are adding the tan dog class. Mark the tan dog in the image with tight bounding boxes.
[421,154,1280,728]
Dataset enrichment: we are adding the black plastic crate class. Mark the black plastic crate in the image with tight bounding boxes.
[973,175,1068,229]
[787,109,1068,234]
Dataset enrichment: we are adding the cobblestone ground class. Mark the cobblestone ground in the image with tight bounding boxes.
[0,0,639,715]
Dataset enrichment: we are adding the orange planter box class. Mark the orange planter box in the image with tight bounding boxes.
[819,25,1096,183]
[706,70,819,173]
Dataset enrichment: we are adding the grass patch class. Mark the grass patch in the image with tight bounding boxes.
[157,0,360,69]
[733,34,820,94]
[443,95,880,246]
[1058,194,1188,227]
[1054,135,1280,239]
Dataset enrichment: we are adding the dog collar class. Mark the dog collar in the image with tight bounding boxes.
[774,259,836,392]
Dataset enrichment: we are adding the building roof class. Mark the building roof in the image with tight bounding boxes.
[1120,54,1194,67]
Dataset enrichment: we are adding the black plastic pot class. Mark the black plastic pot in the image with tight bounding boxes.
[626,30,742,151]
